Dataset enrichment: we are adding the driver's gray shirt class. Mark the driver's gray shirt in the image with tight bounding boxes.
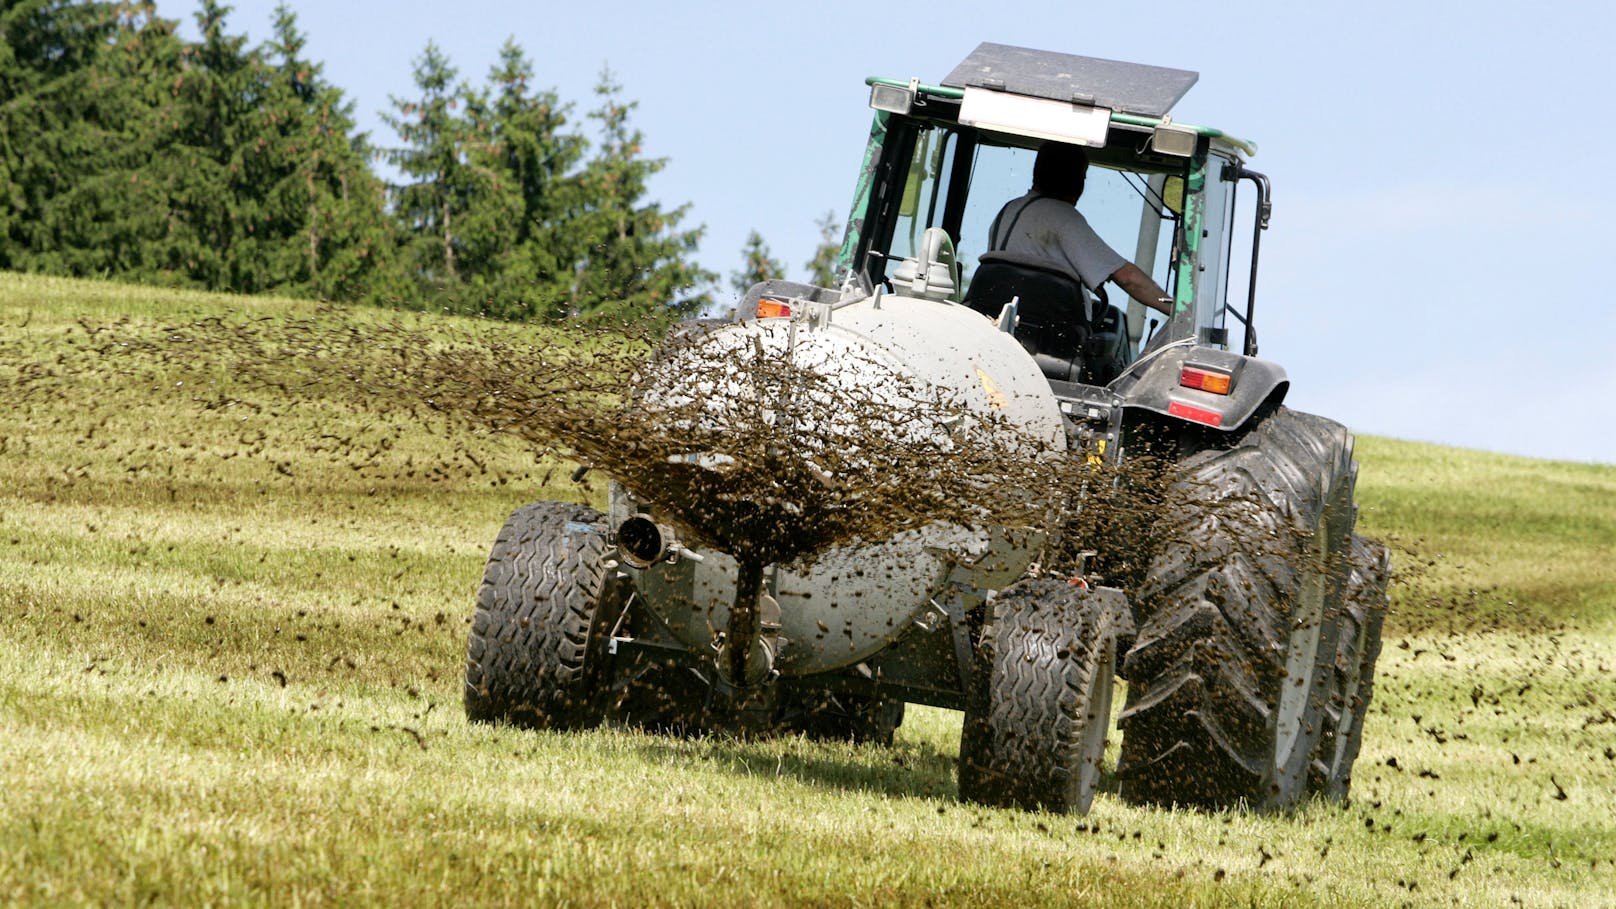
[987,192,1126,291]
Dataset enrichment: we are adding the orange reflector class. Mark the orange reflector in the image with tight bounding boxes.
[756,299,793,318]
[1168,400,1223,427]
[1179,366,1233,395]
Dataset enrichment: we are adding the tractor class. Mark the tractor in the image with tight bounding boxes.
[463,43,1389,814]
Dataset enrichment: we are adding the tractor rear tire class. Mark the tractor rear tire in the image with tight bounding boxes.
[958,579,1126,814]
[464,501,612,730]
[1308,533,1389,801]
[1117,407,1357,811]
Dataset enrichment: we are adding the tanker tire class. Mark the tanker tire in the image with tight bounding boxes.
[464,501,611,730]
[1307,533,1389,801]
[958,580,1125,814]
[1117,407,1356,811]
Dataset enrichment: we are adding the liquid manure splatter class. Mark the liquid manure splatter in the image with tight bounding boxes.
[9,308,1119,571]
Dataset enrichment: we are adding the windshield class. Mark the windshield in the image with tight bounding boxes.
[874,124,1185,352]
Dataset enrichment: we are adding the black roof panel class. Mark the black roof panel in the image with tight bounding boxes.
[941,43,1198,118]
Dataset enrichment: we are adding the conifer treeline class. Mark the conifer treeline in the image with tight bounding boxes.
[0,0,715,321]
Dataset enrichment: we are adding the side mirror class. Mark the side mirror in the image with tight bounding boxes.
[890,228,959,302]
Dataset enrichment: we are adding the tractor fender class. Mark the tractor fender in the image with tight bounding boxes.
[1111,343,1288,433]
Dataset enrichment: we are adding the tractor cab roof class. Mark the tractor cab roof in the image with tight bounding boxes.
[942,43,1197,119]
[868,42,1256,159]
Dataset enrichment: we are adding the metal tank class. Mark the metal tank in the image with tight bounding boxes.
[611,263,1066,684]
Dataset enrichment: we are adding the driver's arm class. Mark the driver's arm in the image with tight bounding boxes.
[1110,262,1174,316]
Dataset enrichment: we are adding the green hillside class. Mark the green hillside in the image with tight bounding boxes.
[3,272,1612,908]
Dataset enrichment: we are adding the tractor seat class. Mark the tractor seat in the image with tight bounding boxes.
[964,252,1098,368]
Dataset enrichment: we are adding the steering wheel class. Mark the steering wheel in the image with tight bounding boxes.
[1088,283,1111,327]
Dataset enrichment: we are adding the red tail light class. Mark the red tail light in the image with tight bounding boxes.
[1179,366,1232,395]
[1168,400,1223,427]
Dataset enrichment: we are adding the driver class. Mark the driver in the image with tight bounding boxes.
[986,142,1175,318]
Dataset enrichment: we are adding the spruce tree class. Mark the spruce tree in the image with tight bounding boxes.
[255,3,395,301]
[0,1,189,281]
[0,0,125,271]
[156,0,257,290]
[460,39,588,321]
[568,69,712,324]
[382,41,477,308]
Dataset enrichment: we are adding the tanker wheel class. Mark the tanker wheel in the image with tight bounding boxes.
[1308,533,1389,801]
[958,579,1126,814]
[1117,407,1357,811]
[464,501,613,730]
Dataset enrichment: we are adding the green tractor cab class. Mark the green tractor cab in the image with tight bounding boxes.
[831,42,1282,432]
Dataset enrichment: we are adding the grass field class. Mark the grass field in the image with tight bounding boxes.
[2,272,1613,908]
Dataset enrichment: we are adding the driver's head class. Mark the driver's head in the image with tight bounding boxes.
[1032,142,1089,203]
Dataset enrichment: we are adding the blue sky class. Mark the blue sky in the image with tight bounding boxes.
[158,0,1616,465]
